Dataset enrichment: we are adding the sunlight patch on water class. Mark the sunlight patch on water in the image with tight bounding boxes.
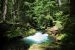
[22,31,54,45]
[26,32,48,43]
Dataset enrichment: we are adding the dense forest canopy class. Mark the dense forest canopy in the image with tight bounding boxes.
[0,0,70,41]
[1,0,75,50]
[0,0,70,38]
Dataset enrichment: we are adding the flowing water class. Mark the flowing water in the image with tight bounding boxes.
[22,31,54,45]
[3,31,55,50]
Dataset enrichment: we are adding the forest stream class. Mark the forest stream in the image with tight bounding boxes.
[3,31,55,50]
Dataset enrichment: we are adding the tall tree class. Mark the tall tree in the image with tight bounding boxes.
[2,0,8,21]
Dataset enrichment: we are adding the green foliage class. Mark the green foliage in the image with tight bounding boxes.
[56,33,67,40]
[7,27,22,37]
[0,0,71,50]
[0,0,70,38]
[29,0,57,30]
[23,28,36,37]
[53,21,62,30]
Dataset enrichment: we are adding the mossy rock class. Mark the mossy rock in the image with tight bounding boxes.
[56,34,67,40]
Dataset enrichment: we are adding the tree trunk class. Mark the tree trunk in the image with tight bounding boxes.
[13,0,21,23]
[3,0,8,21]
[56,0,61,7]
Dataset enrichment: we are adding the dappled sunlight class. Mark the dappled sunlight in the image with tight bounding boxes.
[56,34,67,40]
[28,44,45,50]
[0,0,70,50]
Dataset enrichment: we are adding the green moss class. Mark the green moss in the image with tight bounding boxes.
[56,34,67,40]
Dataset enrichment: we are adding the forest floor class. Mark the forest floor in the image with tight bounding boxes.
[28,44,46,50]
[28,43,60,50]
